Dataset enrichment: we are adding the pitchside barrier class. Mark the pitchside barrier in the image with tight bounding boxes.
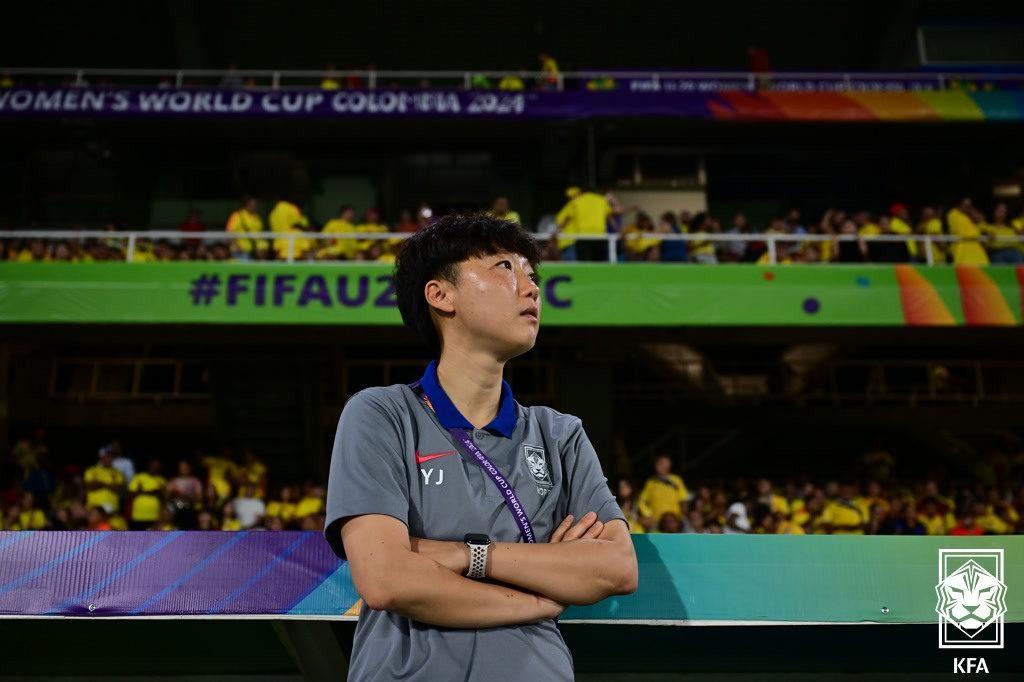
[2,262,1024,327]
[0,532,1021,678]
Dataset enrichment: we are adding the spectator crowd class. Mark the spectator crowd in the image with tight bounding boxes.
[2,428,326,533]
[4,193,1023,267]
[617,454,1024,536]
[4,427,1022,537]
[556,190,1024,265]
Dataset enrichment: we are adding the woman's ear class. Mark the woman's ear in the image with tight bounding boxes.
[424,278,456,315]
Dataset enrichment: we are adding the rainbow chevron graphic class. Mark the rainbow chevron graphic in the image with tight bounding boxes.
[955,266,1017,326]
[894,265,956,325]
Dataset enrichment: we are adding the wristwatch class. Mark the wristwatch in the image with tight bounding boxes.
[464,533,492,579]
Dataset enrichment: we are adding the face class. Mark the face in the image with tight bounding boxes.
[427,252,540,361]
[654,456,671,476]
[149,458,161,474]
[493,197,509,213]
[178,460,191,476]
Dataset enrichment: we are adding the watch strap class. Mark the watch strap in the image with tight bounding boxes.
[465,541,489,579]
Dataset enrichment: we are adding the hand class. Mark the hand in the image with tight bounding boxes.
[549,511,604,543]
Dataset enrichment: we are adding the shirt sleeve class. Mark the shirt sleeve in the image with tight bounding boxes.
[323,388,411,560]
[563,419,627,529]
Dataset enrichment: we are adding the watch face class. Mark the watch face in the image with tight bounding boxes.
[464,533,491,545]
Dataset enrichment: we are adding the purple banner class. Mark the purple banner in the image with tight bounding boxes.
[624,76,946,93]
[0,530,353,617]
[2,85,1022,123]
[0,86,715,120]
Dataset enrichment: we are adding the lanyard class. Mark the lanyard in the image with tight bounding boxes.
[410,381,536,543]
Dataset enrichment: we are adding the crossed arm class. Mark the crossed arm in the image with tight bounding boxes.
[339,511,638,629]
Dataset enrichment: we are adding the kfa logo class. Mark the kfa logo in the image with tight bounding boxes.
[952,658,989,674]
[523,445,552,496]
[935,549,1007,649]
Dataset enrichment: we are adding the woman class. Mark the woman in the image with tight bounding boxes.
[621,211,661,261]
[982,202,1024,264]
[947,198,989,266]
[616,477,648,533]
[324,213,638,681]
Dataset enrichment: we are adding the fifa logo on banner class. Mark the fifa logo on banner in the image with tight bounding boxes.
[935,549,1007,649]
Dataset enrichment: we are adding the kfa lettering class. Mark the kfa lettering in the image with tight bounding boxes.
[420,468,444,486]
[953,657,989,674]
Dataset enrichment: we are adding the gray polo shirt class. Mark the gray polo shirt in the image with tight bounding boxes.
[324,362,625,682]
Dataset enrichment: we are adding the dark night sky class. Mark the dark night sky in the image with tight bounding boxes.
[4,0,1023,72]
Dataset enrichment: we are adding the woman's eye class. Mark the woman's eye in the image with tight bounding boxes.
[498,260,512,269]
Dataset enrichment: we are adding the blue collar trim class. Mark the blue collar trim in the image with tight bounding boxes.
[416,360,517,438]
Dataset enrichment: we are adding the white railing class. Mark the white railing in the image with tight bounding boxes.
[3,229,1022,266]
[3,68,1022,92]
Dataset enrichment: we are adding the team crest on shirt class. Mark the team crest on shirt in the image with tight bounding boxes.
[523,445,552,495]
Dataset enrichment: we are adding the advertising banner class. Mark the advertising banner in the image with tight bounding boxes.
[1,86,1022,121]
[1,263,1022,327]
[0,531,1020,624]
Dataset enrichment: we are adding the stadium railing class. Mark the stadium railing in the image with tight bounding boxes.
[4,67,1024,92]
[2,229,1021,265]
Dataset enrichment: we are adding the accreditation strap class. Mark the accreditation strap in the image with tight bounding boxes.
[410,381,535,543]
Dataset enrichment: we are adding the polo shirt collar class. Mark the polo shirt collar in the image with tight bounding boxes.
[417,359,517,438]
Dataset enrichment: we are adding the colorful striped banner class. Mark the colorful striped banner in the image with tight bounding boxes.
[4,263,1024,327]
[1,531,1021,624]
[2,86,1024,121]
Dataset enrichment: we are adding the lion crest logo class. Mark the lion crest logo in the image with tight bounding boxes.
[523,445,549,484]
[935,558,1007,639]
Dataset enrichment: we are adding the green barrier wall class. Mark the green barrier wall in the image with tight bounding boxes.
[1,263,1022,326]
[564,534,1021,625]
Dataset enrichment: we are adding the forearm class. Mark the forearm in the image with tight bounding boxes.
[369,547,556,628]
[487,536,634,605]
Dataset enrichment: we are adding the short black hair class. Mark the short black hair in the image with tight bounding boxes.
[394,212,542,356]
